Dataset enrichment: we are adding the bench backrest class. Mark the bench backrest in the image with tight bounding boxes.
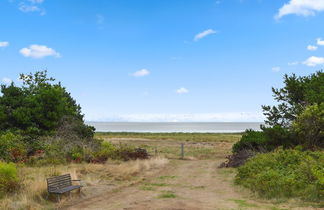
[47,174,72,192]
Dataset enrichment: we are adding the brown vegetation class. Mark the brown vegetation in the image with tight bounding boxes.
[0,157,168,209]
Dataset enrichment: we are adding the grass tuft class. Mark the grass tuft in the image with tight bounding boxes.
[157,176,177,180]
[140,186,155,191]
[158,191,176,198]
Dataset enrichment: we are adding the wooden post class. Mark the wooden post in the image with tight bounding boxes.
[154,146,158,157]
[180,143,184,159]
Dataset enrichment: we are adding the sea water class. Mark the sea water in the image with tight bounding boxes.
[86,122,262,133]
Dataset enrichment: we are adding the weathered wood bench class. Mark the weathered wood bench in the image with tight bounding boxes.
[47,174,82,202]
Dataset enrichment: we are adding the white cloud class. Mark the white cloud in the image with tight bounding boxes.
[272,66,281,72]
[303,56,324,66]
[18,0,45,15]
[19,44,60,59]
[317,38,324,45]
[131,69,150,77]
[288,61,299,66]
[176,87,189,94]
[194,29,217,41]
[275,0,324,19]
[2,77,12,85]
[0,41,9,48]
[19,4,40,12]
[307,45,318,51]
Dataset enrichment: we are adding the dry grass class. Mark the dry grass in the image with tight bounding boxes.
[78,157,169,182]
[107,157,169,180]
[1,165,77,210]
[96,132,242,143]
[0,157,169,210]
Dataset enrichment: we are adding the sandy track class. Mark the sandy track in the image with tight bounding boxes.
[65,159,302,210]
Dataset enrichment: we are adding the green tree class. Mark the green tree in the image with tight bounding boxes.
[292,103,324,149]
[262,71,324,128]
[0,71,94,138]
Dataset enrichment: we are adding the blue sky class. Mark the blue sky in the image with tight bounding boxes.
[1,0,324,122]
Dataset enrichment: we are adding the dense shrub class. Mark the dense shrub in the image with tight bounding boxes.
[25,118,102,165]
[26,133,101,165]
[92,141,117,162]
[232,130,269,153]
[232,71,323,154]
[55,116,95,140]
[262,125,297,149]
[122,148,150,160]
[114,144,137,161]
[114,144,149,161]
[293,103,324,149]
[219,149,256,168]
[229,127,294,168]
[235,149,324,202]
[0,71,96,163]
[27,142,66,166]
[233,126,298,154]
[93,142,149,162]
[0,132,27,162]
[0,162,19,195]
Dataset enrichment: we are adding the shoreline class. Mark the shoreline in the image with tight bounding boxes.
[95,131,245,134]
[88,122,263,133]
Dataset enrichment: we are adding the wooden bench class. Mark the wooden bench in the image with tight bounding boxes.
[47,174,82,202]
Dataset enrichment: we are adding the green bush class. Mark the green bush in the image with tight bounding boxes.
[93,141,117,162]
[232,130,269,153]
[92,142,149,162]
[114,144,138,161]
[27,142,66,166]
[71,150,83,163]
[232,126,298,153]
[93,142,135,162]
[0,132,27,162]
[0,162,19,195]
[262,125,296,149]
[293,103,324,149]
[235,149,324,202]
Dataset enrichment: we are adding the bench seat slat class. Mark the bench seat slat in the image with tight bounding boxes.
[48,185,82,194]
[48,182,71,186]
[48,176,71,180]
[48,179,72,184]
[47,176,71,181]
[48,180,72,185]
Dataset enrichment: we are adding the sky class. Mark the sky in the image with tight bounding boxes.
[1,0,324,122]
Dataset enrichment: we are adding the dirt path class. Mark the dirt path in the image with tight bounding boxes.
[65,159,303,210]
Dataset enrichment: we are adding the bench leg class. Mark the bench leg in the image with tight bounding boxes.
[57,194,60,203]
